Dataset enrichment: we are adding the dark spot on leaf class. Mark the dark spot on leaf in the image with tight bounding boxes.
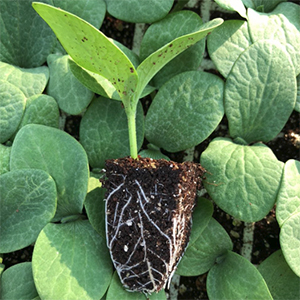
[118,78,121,82]
[130,67,134,73]
[153,62,156,65]
[169,44,173,47]
[123,91,127,95]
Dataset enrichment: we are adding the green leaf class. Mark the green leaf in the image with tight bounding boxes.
[47,54,94,114]
[80,97,144,169]
[10,124,89,221]
[106,271,167,300]
[280,212,300,277]
[139,144,170,160]
[32,220,113,300]
[0,144,11,175]
[242,0,287,12]
[207,20,252,78]
[52,0,106,28]
[0,169,56,253]
[145,71,224,152]
[0,262,39,300]
[258,250,300,300]
[248,2,300,75]
[276,159,300,227]
[105,0,174,23]
[0,80,26,143]
[32,2,138,104]
[200,138,283,222]
[225,40,296,143]
[177,217,232,276]
[0,62,49,98]
[17,94,59,130]
[207,251,273,300]
[140,11,205,88]
[84,174,106,239]
[214,0,247,18]
[136,18,224,99]
[0,0,56,68]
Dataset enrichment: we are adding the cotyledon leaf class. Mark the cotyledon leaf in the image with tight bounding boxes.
[32,2,138,103]
[135,18,224,102]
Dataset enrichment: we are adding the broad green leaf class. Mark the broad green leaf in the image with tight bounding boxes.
[276,159,300,227]
[32,220,113,300]
[139,144,170,160]
[80,97,144,169]
[248,3,300,75]
[177,217,232,276]
[0,169,56,253]
[32,2,138,104]
[280,212,300,277]
[10,124,89,221]
[0,80,26,143]
[17,94,59,130]
[225,40,296,143]
[47,54,94,114]
[0,0,56,68]
[0,62,49,98]
[140,11,205,88]
[84,174,106,239]
[106,271,167,300]
[200,138,283,222]
[145,71,224,152]
[52,0,106,28]
[207,20,251,78]
[0,262,39,300]
[136,18,224,99]
[258,250,300,300]
[0,144,11,175]
[207,251,273,300]
[214,0,247,18]
[243,0,287,12]
[296,74,300,112]
[105,0,174,23]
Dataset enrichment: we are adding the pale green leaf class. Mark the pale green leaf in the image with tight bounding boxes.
[214,0,247,18]
[0,144,11,175]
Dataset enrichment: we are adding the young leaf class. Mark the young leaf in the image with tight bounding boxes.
[0,0,57,68]
[47,54,94,114]
[280,212,300,277]
[276,159,300,227]
[207,251,273,300]
[242,0,287,12]
[0,169,56,253]
[0,62,49,98]
[32,220,113,300]
[207,20,251,78]
[200,138,283,222]
[0,262,39,300]
[105,0,174,23]
[0,80,26,143]
[10,124,89,221]
[258,250,300,300]
[32,2,138,103]
[225,40,296,143]
[136,18,224,100]
[145,71,224,152]
[214,0,247,18]
[176,217,232,277]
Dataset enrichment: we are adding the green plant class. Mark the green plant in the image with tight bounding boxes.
[0,0,299,299]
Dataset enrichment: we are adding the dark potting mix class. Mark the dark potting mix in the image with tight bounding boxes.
[102,156,205,294]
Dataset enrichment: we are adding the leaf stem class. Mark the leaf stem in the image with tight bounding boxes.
[126,107,138,159]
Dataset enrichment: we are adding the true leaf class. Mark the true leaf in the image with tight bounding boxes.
[242,0,287,12]
[258,250,300,300]
[200,137,283,222]
[0,169,56,253]
[0,0,56,68]
[214,0,247,18]
[207,251,273,299]
[32,220,113,300]
[280,212,300,277]
[145,71,224,152]
[10,124,89,221]
[225,40,296,143]
[177,217,232,276]
[0,144,10,175]
[276,159,300,227]
[0,262,39,300]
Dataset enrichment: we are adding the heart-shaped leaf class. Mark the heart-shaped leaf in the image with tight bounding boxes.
[10,124,89,221]
[32,220,113,300]
[200,138,283,222]
[0,169,56,253]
